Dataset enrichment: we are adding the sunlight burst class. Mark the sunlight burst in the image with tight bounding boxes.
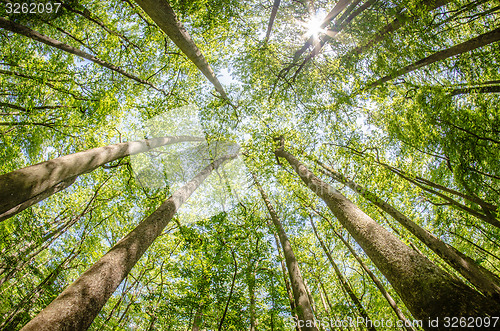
[306,16,324,37]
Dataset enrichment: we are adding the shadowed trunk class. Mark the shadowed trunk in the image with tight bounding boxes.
[133,0,229,99]
[20,153,237,331]
[274,143,500,328]
[0,135,203,220]
[252,173,317,331]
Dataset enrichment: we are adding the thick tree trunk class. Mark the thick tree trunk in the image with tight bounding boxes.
[20,153,237,331]
[264,0,281,43]
[0,17,163,93]
[275,144,500,328]
[316,162,500,302]
[252,173,317,331]
[133,0,229,99]
[309,217,376,331]
[0,175,77,222]
[0,135,203,220]
[368,27,500,88]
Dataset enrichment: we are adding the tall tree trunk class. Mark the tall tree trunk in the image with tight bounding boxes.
[368,27,500,89]
[252,173,317,331]
[20,153,237,331]
[264,0,281,43]
[0,135,203,220]
[308,217,376,331]
[0,17,164,94]
[267,218,301,330]
[247,265,257,331]
[218,246,238,331]
[274,142,500,327]
[315,161,500,302]
[133,0,229,100]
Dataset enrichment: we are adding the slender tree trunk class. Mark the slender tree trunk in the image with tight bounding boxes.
[247,265,257,331]
[252,173,317,331]
[316,162,500,302]
[191,305,203,331]
[0,135,203,220]
[133,0,229,99]
[0,17,164,93]
[309,217,376,331]
[451,85,500,96]
[350,0,451,56]
[274,142,500,327]
[368,27,500,88]
[218,247,238,331]
[20,153,237,331]
[267,218,301,330]
[264,0,281,43]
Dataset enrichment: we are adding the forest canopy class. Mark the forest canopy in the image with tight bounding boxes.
[0,0,499,330]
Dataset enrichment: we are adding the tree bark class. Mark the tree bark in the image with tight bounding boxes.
[0,17,164,93]
[0,135,203,220]
[309,217,376,331]
[133,0,229,99]
[252,173,317,331]
[368,27,500,89]
[274,143,500,327]
[316,162,500,302]
[20,153,237,331]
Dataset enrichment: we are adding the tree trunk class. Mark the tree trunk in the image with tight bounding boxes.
[20,153,237,331]
[267,218,301,330]
[309,217,376,331]
[133,0,229,99]
[0,176,77,222]
[0,135,203,220]
[218,247,238,331]
[252,173,317,331]
[316,162,500,302]
[368,27,500,88]
[264,0,281,43]
[274,143,500,327]
[0,17,163,93]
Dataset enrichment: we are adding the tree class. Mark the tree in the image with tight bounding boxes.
[1,0,499,329]
[20,152,237,330]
